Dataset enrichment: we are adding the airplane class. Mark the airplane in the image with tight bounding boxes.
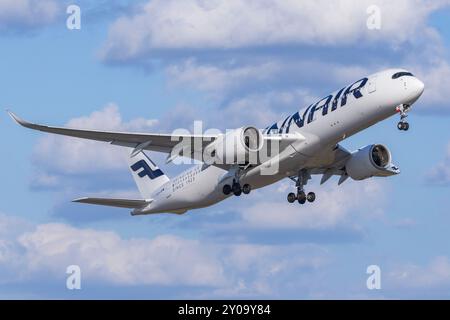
[8,68,424,215]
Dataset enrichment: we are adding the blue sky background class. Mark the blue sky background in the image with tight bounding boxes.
[1,0,450,299]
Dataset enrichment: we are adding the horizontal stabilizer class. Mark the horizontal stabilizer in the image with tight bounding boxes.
[73,197,152,209]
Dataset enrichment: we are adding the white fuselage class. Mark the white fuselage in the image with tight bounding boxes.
[135,69,424,215]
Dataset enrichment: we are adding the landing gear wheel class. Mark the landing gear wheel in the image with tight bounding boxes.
[287,192,297,203]
[307,192,316,203]
[403,122,409,131]
[232,183,242,196]
[223,184,232,195]
[398,122,409,131]
[297,191,306,204]
[242,184,251,195]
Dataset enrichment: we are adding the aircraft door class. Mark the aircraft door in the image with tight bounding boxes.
[368,76,377,93]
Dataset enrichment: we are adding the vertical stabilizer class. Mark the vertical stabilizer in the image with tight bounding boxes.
[128,151,170,199]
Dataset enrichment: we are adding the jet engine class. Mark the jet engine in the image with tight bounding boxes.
[345,144,399,180]
[205,127,263,165]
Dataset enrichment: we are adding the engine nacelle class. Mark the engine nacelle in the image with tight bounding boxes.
[205,127,263,165]
[346,144,399,180]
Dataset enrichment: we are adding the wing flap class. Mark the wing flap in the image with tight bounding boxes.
[73,197,152,209]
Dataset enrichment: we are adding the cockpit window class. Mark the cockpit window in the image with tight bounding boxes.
[392,72,414,79]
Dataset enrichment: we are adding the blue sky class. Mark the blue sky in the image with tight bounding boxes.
[1,0,450,299]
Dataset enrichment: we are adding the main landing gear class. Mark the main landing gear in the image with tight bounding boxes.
[287,191,316,204]
[396,104,411,131]
[222,166,252,197]
[287,169,316,205]
[223,180,251,197]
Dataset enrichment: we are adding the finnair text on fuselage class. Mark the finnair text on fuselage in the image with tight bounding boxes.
[264,77,368,134]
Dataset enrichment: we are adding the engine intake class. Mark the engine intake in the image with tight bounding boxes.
[346,144,398,180]
[205,126,263,165]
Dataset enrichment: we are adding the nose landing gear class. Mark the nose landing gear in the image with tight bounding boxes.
[396,104,411,131]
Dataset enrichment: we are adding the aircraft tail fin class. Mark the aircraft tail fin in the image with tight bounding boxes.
[128,151,170,199]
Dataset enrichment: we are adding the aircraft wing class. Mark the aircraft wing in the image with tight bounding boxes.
[73,197,152,209]
[8,111,301,168]
[7,111,218,155]
[308,144,352,185]
[307,144,398,185]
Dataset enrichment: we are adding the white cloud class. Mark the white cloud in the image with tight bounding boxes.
[165,56,450,116]
[166,59,281,97]
[0,214,34,283]
[224,243,325,275]
[0,0,59,31]
[163,59,373,128]
[240,179,385,230]
[165,58,372,98]
[212,89,317,128]
[97,0,450,117]
[426,142,450,184]
[0,213,32,239]
[100,0,450,62]
[0,213,226,287]
[0,213,328,297]
[213,243,327,297]
[389,218,417,229]
[413,59,450,108]
[16,223,226,286]
[32,104,159,176]
[389,256,450,288]
[5,212,449,297]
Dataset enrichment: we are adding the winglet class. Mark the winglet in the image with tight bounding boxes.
[6,110,32,128]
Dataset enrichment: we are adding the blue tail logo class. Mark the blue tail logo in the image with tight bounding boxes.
[131,160,164,180]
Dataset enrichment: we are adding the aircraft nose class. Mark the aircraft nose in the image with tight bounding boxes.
[411,77,425,98]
